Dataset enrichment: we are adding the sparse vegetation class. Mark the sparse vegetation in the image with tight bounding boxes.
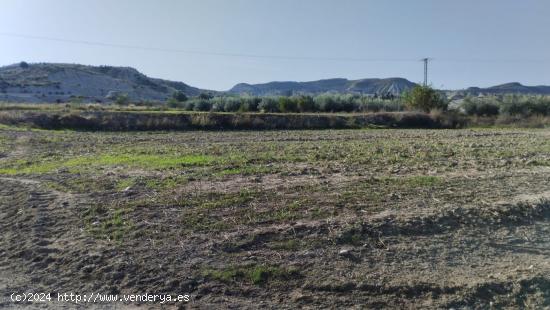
[1,109,550,309]
[161,93,406,113]
[115,93,130,106]
[461,94,550,117]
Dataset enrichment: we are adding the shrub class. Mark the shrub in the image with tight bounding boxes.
[258,98,279,113]
[314,95,341,112]
[402,85,447,112]
[115,94,130,106]
[296,95,315,112]
[167,98,184,108]
[193,100,211,111]
[172,91,188,102]
[239,97,260,112]
[339,94,357,112]
[183,101,195,111]
[278,97,298,113]
[462,98,499,116]
[211,101,225,112]
[223,98,241,112]
[198,92,214,100]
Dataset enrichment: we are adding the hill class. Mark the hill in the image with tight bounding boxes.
[229,77,417,96]
[449,82,550,99]
[0,62,204,103]
[2,62,550,103]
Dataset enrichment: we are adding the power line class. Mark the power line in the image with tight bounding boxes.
[4,32,549,64]
[0,32,418,63]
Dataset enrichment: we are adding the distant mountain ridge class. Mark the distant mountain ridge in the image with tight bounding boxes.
[464,82,550,95]
[229,77,417,96]
[1,62,550,103]
[0,62,204,103]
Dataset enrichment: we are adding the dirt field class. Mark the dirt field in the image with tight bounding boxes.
[1,125,550,309]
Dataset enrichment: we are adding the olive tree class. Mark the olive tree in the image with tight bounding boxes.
[402,85,447,112]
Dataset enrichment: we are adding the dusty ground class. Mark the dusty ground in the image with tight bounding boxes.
[1,126,550,309]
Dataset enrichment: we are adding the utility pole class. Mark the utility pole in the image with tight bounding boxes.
[422,58,430,86]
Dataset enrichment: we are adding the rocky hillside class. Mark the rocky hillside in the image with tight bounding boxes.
[2,62,550,103]
[449,82,550,99]
[0,62,203,103]
[468,82,550,95]
[229,77,417,96]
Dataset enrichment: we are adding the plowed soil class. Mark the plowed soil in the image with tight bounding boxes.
[1,127,549,309]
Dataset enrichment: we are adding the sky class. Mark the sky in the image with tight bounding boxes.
[0,0,549,91]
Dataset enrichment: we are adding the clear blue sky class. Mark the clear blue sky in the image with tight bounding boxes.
[1,0,549,90]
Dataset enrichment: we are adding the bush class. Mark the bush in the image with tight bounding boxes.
[167,98,184,108]
[314,95,341,112]
[183,101,195,111]
[172,91,188,102]
[462,99,499,116]
[193,100,212,112]
[296,95,315,112]
[239,97,260,112]
[223,98,241,112]
[258,98,279,112]
[198,92,214,100]
[402,85,447,112]
[278,97,298,113]
[115,94,130,106]
[462,95,550,117]
[339,95,357,112]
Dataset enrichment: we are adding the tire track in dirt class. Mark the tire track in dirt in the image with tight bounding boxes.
[0,177,79,308]
[0,177,170,309]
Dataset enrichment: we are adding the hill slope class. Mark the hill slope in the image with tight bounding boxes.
[229,77,417,96]
[0,62,204,103]
[450,82,550,98]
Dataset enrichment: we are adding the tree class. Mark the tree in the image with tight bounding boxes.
[198,92,214,100]
[193,100,211,111]
[115,94,130,106]
[278,97,298,113]
[19,61,29,69]
[167,98,184,108]
[172,91,188,102]
[296,95,315,112]
[314,95,341,112]
[402,85,447,112]
[258,98,279,112]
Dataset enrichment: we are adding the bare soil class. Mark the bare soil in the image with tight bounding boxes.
[1,127,550,309]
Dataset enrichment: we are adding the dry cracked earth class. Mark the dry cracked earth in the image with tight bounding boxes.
[1,126,550,309]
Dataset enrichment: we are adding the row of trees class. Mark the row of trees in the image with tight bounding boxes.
[461,95,550,117]
[166,86,448,113]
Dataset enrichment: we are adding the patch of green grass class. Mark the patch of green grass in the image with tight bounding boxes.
[115,178,136,191]
[83,204,134,242]
[0,123,29,131]
[0,160,63,175]
[405,175,442,187]
[0,153,218,175]
[145,175,188,190]
[69,153,216,169]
